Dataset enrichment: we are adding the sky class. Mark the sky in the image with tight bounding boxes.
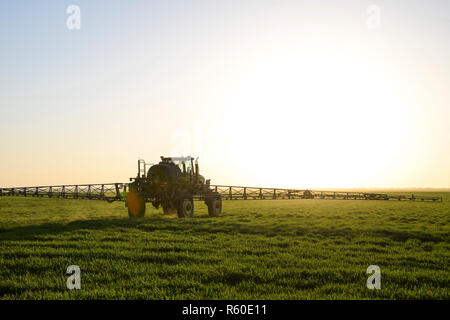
[0,0,449,189]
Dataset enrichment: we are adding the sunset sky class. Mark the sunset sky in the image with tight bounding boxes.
[0,0,449,189]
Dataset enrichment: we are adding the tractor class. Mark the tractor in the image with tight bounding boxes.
[125,156,222,218]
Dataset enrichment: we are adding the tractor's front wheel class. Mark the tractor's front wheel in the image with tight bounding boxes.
[176,192,194,218]
[126,191,146,218]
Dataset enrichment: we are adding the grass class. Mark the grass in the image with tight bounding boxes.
[0,193,449,299]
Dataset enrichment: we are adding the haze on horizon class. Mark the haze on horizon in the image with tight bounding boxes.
[0,0,449,189]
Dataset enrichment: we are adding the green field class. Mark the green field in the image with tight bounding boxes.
[0,194,449,299]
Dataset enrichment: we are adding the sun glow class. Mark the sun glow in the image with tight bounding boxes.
[220,44,420,188]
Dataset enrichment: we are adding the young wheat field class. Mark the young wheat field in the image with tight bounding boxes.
[0,194,449,299]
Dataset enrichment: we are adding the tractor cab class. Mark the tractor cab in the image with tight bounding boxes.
[160,156,195,177]
[159,156,204,184]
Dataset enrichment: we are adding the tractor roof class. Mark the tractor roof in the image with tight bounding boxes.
[160,156,194,163]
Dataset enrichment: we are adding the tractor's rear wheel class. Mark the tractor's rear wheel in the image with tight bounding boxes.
[176,192,194,218]
[126,191,146,218]
[162,202,177,215]
[206,195,222,216]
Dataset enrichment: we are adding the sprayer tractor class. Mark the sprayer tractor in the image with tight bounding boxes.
[125,156,222,218]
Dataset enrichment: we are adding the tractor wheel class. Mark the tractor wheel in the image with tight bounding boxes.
[162,202,177,215]
[176,192,194,218]
[126,191,146,218]
[206,195,222,216]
